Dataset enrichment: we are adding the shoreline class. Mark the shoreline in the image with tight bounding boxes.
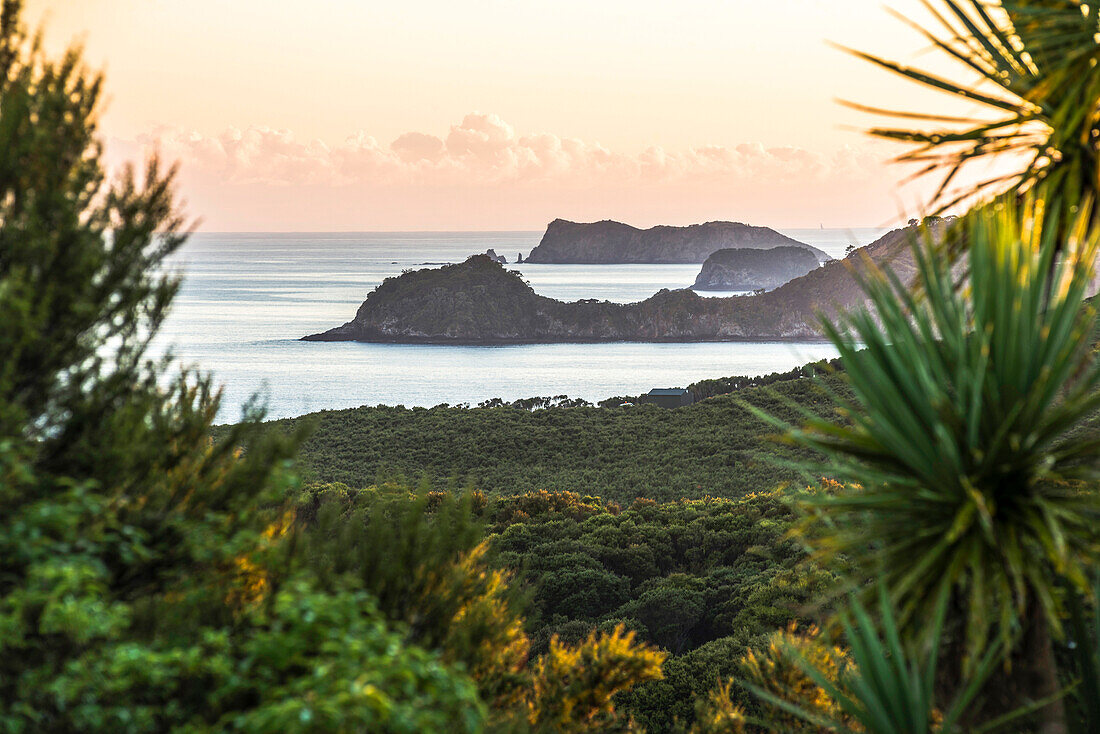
[300,333,833,346]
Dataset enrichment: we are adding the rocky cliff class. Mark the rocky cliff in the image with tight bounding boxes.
[524,219,828,263]
[303,223,929,344]
[692,246,820,290]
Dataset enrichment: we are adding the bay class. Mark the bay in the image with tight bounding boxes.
[156,228,886,420]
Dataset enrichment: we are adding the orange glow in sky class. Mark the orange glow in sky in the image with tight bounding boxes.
[26,0,984,231]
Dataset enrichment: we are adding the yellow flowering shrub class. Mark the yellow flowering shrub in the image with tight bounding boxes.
[738,623,854,731]
[519,624,666,733]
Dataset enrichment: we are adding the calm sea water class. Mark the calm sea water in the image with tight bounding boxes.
[156,228,886,421]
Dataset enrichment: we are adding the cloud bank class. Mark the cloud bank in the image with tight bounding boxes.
[143,112,882,189]
[122,113,914,230]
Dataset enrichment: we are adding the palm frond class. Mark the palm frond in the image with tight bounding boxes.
[742,586,1032,733]
[849,1,1100,213]
[783,199,1100,658]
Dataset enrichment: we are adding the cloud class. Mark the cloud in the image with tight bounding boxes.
[118,113,925,230]
[139,112,883,190]
[391,131,445,163]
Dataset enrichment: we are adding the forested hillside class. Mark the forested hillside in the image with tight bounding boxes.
[231,366,850,728]
[270,368,844,504]
[293,481,837,730]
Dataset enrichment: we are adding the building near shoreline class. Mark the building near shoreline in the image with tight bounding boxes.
[645,388,693,409]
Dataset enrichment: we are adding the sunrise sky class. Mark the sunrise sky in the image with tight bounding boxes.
[24,1,983,231]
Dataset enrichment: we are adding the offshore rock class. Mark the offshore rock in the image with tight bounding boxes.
[692,246,820,291]
[524,219,828,263]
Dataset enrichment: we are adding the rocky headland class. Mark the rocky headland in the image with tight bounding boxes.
[524,219,828,263]
[692,246,821,291]
[302,222,931,344]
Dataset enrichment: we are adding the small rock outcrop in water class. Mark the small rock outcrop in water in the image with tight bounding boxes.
[524,219,828,264]
[484,248,507,264]
[692,246,820,291]
[302,222,942,344]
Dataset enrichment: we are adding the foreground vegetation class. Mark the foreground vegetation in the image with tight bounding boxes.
[294,482,836,730]
[0,3,667,729]
[8,0,1100,732]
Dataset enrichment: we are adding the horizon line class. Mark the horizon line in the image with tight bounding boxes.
[186,224,889,235]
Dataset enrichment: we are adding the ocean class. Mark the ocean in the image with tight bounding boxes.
[155,228,887,421]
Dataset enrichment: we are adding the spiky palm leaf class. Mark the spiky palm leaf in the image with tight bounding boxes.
[848,1,1100,216]
[745,587,1047,733]
[774,200,1100,660]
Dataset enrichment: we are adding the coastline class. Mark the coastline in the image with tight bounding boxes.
[299,333,834,346]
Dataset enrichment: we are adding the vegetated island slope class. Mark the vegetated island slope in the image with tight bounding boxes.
[524,218,829,263]
[692,245,821,290]
[264,366,844,505]
[302,221,926,343]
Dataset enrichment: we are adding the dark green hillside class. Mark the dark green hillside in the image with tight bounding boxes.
[295,483,836,731]
[276,370,843,505]
[481,489,835,730]
[262,364,851,728]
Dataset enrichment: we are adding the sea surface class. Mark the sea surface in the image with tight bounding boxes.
[155,228,887,421]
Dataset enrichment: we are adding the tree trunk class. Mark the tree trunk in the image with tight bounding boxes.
[1022,602,1067,734]
[945,599,1067,732]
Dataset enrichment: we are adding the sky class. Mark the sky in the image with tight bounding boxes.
[24,0,988,231]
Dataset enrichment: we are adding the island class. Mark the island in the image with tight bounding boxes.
[692,245,821,291]
[302,222,929,344]
[523,218,828,264]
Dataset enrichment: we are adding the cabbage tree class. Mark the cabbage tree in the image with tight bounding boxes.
[847,0,1100,221]
[774,200,1100,732]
